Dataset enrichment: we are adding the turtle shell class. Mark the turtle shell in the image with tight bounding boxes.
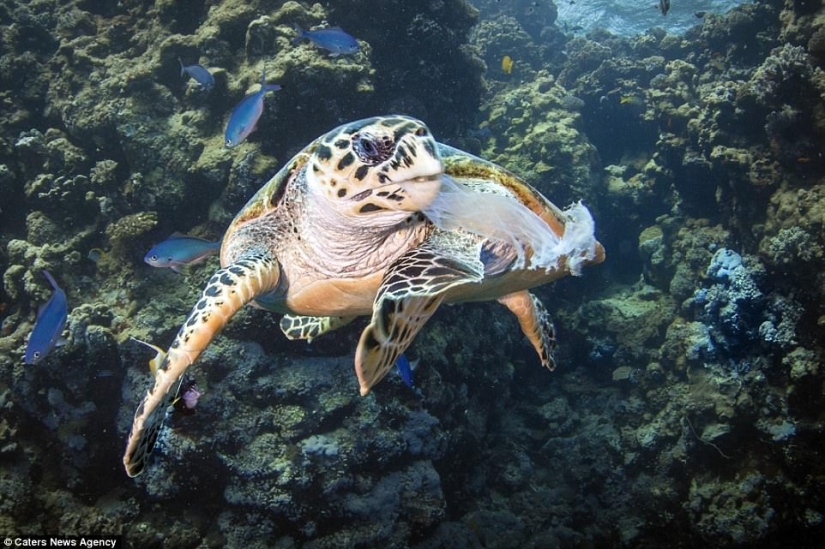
[439,143,568,239]
[220,142,315,261]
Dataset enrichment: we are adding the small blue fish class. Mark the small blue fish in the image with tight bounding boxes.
[395,354,414,389]
[179,58,215,91]
[224,69,282,147]
[292,25,360,57]
[144,233,221,273]
[24,271,68,365]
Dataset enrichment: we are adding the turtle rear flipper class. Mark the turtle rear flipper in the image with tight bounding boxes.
[498,290,556,370]
[123,254,280,477]
[280,314,355,342]
[355,234,484,395]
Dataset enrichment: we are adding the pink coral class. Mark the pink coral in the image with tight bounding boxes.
[181,384,202,410]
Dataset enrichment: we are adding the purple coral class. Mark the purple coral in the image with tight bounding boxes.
[180,383,202,410]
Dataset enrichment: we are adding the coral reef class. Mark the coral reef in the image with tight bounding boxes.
[475,72,600,207]
[1,0,824,547]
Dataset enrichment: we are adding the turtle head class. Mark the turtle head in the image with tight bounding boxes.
[306,115,443,221]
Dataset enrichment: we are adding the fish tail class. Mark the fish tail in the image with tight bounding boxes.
[41,270,60,291]
[123,252,281,477]
[292,24,305,45]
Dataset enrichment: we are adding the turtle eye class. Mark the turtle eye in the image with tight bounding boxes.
[359,138,377,156]
[352,132,393,165]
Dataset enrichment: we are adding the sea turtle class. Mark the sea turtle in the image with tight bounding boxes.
[123,115,605,477]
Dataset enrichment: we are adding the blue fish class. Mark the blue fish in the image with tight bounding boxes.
[179,58,215,91]
[292,25,360,57]
[224,69,282,147]
[144,233,221,273]
[24,271,68,365]
[396,354,414,389]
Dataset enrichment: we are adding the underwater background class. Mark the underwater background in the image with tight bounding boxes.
[555,0,747,36]
[1,0,824,547]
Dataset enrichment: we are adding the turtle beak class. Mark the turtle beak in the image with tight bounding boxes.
[393,173,443,212]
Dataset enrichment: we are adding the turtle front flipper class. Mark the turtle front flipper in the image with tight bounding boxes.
[280,314,355,342]
[355,234,485,395]
[497,290,557,370]
[123,253,280,477]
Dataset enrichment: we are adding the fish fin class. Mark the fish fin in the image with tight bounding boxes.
[130,336,167,376]
[497,290,556,370]
[264,84,282,93]
[170,232,213,242]
[130,336,165,355]
[56,337,69,348]
[35,271,63,318]
[41,270,61,292]
[178,57,185,77]
[170,265,185,275]
[292,24,305,45]
[181,252,216,268]
[167,233,217,246]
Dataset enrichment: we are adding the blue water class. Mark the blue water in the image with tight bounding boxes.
[556,0,747,35]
